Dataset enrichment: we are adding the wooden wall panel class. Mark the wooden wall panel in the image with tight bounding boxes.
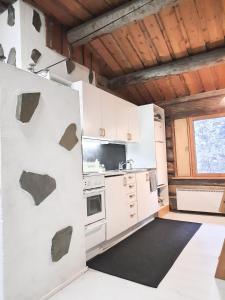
[174,118,191,176]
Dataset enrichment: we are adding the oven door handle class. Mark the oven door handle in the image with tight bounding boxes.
[84,188,105,195]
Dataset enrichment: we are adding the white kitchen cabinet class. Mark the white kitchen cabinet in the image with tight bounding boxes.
[105,175,128,240]
[136,172,158,222]
[155,142,168,186]
[154,121,165,142]
[101,92,117,140]
[115,98,129,141]
[72,81,139,142]
[79,82,102,138]
[128,103,140,142]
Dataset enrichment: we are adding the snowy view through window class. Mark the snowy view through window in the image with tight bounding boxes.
[194,116,225,174]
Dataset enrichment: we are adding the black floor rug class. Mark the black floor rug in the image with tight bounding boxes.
[87,218,201,288]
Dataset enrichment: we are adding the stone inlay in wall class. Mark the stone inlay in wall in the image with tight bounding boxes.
[7,47,16,66]
[32,10,41,32]
[59,123,78,151]
[51,226,73,262]
[16,92,40,123]
[0,44,6,61]
[7,5,15,26]
[66,59,75,74]
[19,171,56,206]
[31,49,41,64]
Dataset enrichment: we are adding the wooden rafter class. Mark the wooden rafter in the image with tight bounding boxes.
[109,48,225,88]
[158,88,225,107]
[67,0,178,46]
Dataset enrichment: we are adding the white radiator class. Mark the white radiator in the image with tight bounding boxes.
[176,189,224,213]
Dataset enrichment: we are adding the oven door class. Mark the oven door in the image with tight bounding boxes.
[84,188,105,225]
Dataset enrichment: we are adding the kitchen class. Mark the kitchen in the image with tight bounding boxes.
[0,1,225,300]
[75,81,169,260]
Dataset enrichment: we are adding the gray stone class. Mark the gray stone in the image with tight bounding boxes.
[66,59,75,74]
[19,171,56,206]
[7,47,16,66]
[7,5,15,26]
[89,69,94,84]
[0,44,6,61]
[16,92,40,123]
[59,123,78,151]
[51,226,73,262]
[31,49,41,64]
[32,10,41,32]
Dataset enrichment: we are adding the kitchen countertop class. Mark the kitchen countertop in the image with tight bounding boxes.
[83,168,156,177]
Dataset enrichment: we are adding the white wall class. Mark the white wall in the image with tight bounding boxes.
[0,1,22,67]
[0,0,95,84]
[0,62,86,300]
[0,87,3,300]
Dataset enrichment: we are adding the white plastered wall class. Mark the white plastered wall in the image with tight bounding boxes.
[0,1,22,67]
[0,0,95,84]
[0,62,86,300]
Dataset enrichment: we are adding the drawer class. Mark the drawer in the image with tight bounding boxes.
[125,173,136,185]
[85,220,106,251]
[126,193,136,203]
[127,202,137,227]
[126,182,136,194]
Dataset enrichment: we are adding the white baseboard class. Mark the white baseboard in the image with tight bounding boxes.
[40,267,88,300]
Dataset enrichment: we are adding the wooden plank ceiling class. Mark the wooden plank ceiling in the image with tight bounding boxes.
[24,0,225,106]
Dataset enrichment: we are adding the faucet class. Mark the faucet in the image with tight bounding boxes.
[118,159,134,170]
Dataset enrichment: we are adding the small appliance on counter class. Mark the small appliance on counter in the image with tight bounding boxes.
[83,173,106,252]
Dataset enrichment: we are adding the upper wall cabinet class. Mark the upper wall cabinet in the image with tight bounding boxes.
[72,81,140,142]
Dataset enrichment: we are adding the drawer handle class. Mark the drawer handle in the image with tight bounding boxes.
[129,185,134,188]
[127,132,132,141]
[130,204,134,208]
[128,176,133,179]
[130,213,136,217]
[129,194,135,198]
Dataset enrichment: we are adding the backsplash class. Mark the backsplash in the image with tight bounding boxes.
[83,140,126,171]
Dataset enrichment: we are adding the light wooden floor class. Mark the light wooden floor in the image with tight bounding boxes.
[51,212,225,300]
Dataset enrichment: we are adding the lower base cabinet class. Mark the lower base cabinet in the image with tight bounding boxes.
[105,175,138,240]
[136,172,159,222]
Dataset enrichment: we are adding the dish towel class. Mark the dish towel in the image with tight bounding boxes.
[149,171,157,192]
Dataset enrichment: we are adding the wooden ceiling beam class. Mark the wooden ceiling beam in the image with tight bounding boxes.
[67,0,178,46]
[158,88,225,107]
[109,48,225,88]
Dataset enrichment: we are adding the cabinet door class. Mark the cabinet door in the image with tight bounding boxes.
[105,176,128,240]
[82,84,101,138]
[128,103,140,142]
[155,142,168,186]
[154,121,165,142]
[101,93,117,140]
[136,172,158,221]
[115,98,129,141]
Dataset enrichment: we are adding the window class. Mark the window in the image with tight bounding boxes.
[190,114,225,177]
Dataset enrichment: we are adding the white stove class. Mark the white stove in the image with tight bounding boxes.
[83,173,106,252]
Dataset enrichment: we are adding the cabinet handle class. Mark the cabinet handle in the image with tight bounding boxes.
[128,176,133,179]
[130,213,136,217]
[127,132,132,141]
[129,184,134,188]
[130,204,134,208]
[129,194,135,198]
[99,128,104,137]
